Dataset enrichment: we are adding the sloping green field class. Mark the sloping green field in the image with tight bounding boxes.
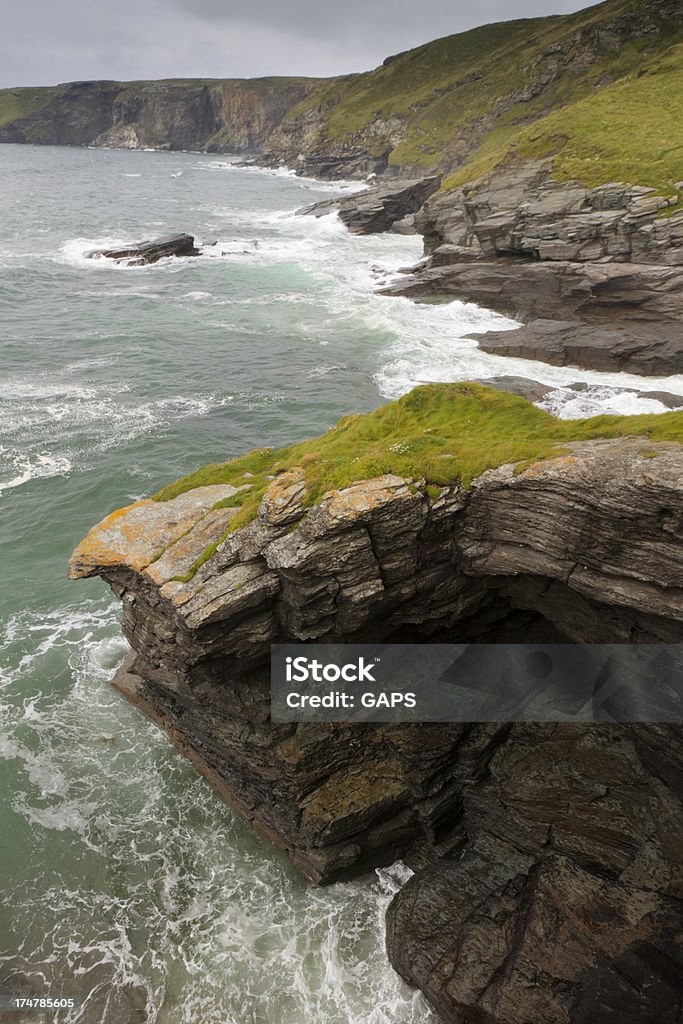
[0,85,64,127]
[281,0,683,192]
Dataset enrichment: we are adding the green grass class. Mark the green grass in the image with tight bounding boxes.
[444,41,683,197]
[152,384,683,578]
[0,86,62,127]
[276,0,683,195]
[288,18,538,142]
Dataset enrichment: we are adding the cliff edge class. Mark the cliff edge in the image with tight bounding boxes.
[69,385,683,1023]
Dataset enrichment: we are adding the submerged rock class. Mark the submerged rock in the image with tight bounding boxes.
[470,376,555,403]
[473,375,683,409]
[87,233,200,265]
[299,177,441,235]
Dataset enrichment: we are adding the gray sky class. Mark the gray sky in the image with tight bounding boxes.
[4,0,596,88]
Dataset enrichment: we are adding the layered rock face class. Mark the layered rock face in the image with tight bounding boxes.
[382,255,683,375]
[387,722,683,1023]
[0,78,324,153]
[418,161,683,266]
[373,160,683,376]
[70,430,683,1019]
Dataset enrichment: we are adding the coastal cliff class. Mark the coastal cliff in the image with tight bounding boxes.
[0,78,325,153]
[3,0,682,188]
[7,0,681,377]
[69,385,683,1022]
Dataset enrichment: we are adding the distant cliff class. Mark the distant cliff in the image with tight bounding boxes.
[0,78,325,154]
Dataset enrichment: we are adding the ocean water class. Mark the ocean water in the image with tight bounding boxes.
[1,144,682,1024]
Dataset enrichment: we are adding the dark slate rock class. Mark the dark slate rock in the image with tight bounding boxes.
[87,233,200,265]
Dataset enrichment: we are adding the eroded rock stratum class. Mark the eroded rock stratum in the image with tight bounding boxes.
[70,389,682,1023]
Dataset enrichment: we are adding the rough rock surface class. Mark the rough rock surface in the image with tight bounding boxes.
[299,177,440,234]
[69,441,683,872]
[478,319,683,376]
[368,161,683,376]
[69,436,683,1021]
[418,160,683,267]
[387,723,683,1023]
[382,259,683,375]
[87,233,200,265]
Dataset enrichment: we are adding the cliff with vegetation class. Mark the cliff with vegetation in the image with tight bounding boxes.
[2,0,682,193]
[69,384,683,1022]
[0,77,325,152]
[268,0,683,188]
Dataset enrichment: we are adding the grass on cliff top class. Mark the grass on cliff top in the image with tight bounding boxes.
[443,40,683,197]
[282,0,683,194]
[153,385,683,572]
[0,86,62,127]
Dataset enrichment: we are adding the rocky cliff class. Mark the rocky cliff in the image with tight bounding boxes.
[2,0,682,190]
[417,161,683,266]
[370,162,683,374]
[69,386,683,1022]
[264,0,683,183]
[0,77,325,153]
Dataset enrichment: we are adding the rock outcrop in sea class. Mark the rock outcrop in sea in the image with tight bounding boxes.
[299,177,440,234]
[69,386,683,1023]
[87,233,200,265]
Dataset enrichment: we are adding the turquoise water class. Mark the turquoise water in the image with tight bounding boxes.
[1,144,682,1024]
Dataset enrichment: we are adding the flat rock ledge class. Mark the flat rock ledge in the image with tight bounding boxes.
[473,375,683,409]
[299,176,441,234]
[382,259,683,376]
[69,439,683,1023]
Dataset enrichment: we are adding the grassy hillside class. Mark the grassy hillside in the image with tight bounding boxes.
[152,383,683,577]
[280,0,683,192]
[1,0,680,193]
[0,86,63,127]
[443,40,683,194]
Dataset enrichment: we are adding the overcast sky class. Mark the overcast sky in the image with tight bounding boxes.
[3,0,596,88]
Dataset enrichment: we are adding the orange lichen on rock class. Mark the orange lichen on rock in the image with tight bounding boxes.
[68,484,238,579]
